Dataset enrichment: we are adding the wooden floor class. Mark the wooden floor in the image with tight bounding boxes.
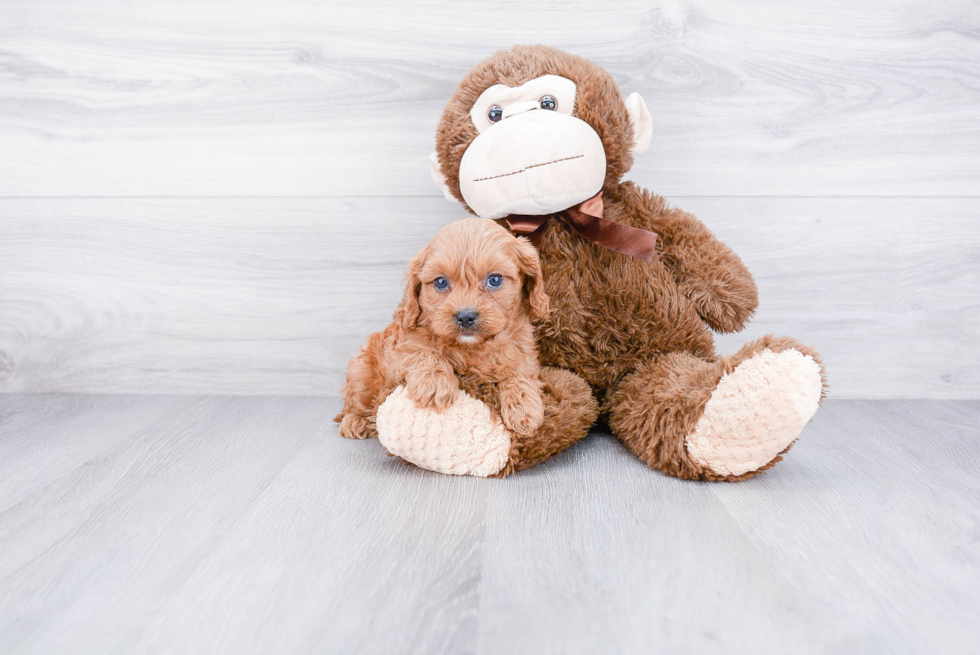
[0,396,977,654]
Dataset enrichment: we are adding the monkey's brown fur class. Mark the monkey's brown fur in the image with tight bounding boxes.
[433,46,827,480]
[335,219,598,473]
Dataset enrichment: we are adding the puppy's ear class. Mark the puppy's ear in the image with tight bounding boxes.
[396,248,426,329]
[513,237,549,320]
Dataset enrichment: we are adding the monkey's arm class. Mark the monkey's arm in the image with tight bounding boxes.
[622,183,758,333]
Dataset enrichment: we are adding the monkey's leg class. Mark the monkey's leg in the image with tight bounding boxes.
[606,336,826,481]
[376,367,597,478]
[492,367,598,478]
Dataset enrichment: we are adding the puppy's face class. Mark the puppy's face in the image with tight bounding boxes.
[399,219,548,345]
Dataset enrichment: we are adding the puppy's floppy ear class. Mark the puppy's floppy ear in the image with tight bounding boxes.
[513,237,549,320]
[396,247,426,329]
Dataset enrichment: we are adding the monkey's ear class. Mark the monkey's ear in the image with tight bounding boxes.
[624,92,652,155]
[513,237,550,321]
[429,152,459,203]
[396,249,426,329]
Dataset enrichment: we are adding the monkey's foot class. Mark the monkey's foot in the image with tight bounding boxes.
[686,348,823,477]
[376,386,511,477]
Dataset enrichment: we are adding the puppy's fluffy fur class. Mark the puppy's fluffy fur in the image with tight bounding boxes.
[335,218,549,440]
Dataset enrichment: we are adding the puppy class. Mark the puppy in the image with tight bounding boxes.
[335,218,549,440]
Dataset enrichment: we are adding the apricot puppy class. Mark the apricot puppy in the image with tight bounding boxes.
[335,218,550,441]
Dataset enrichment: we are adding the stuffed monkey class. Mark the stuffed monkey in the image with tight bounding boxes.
[377,45,826,480]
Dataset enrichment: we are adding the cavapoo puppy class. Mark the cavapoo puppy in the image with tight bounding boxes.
[335,218,550,441]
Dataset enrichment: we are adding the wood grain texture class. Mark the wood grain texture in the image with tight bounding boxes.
[1,196,976,398]
[0,394,487,654]
[1,395,978,653]
[478,399,980,653]
[1,0,979,196]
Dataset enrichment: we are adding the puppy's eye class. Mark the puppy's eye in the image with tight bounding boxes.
[433,276,450,291]
[485,274,504,289]
[487,105,503,123]
[539,95,557,111]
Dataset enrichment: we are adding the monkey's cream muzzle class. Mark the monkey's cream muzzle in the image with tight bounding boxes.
[458,110,607,219]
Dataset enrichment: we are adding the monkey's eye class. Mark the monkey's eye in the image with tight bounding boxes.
[485,274,504,289]
[539,95,557,111]
[433,276,450,291]
[487,105,503,123]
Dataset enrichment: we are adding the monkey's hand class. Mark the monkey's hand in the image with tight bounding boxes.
[624,183,759,333]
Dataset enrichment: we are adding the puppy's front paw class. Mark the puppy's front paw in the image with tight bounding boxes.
[499,383,544,436]
[405,370,460,411]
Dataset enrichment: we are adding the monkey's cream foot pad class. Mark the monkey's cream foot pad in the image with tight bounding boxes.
[376,386,511,477]
[686,349,823,477]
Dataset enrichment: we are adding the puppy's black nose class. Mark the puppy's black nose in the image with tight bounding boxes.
[454,309,479,329]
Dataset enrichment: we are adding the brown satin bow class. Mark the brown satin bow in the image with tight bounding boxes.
[506,192,658,261]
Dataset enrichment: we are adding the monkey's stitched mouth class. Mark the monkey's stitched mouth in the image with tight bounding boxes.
[472,154,584,182]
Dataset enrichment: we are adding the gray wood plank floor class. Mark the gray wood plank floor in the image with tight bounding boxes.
[1,395,977,654]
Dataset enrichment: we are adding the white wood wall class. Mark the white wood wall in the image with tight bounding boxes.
[1,0,978,398]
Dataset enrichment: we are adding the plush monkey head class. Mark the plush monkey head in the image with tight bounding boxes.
[430,45,652,219]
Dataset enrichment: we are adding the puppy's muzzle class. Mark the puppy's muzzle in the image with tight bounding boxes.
[454,309,479,330]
